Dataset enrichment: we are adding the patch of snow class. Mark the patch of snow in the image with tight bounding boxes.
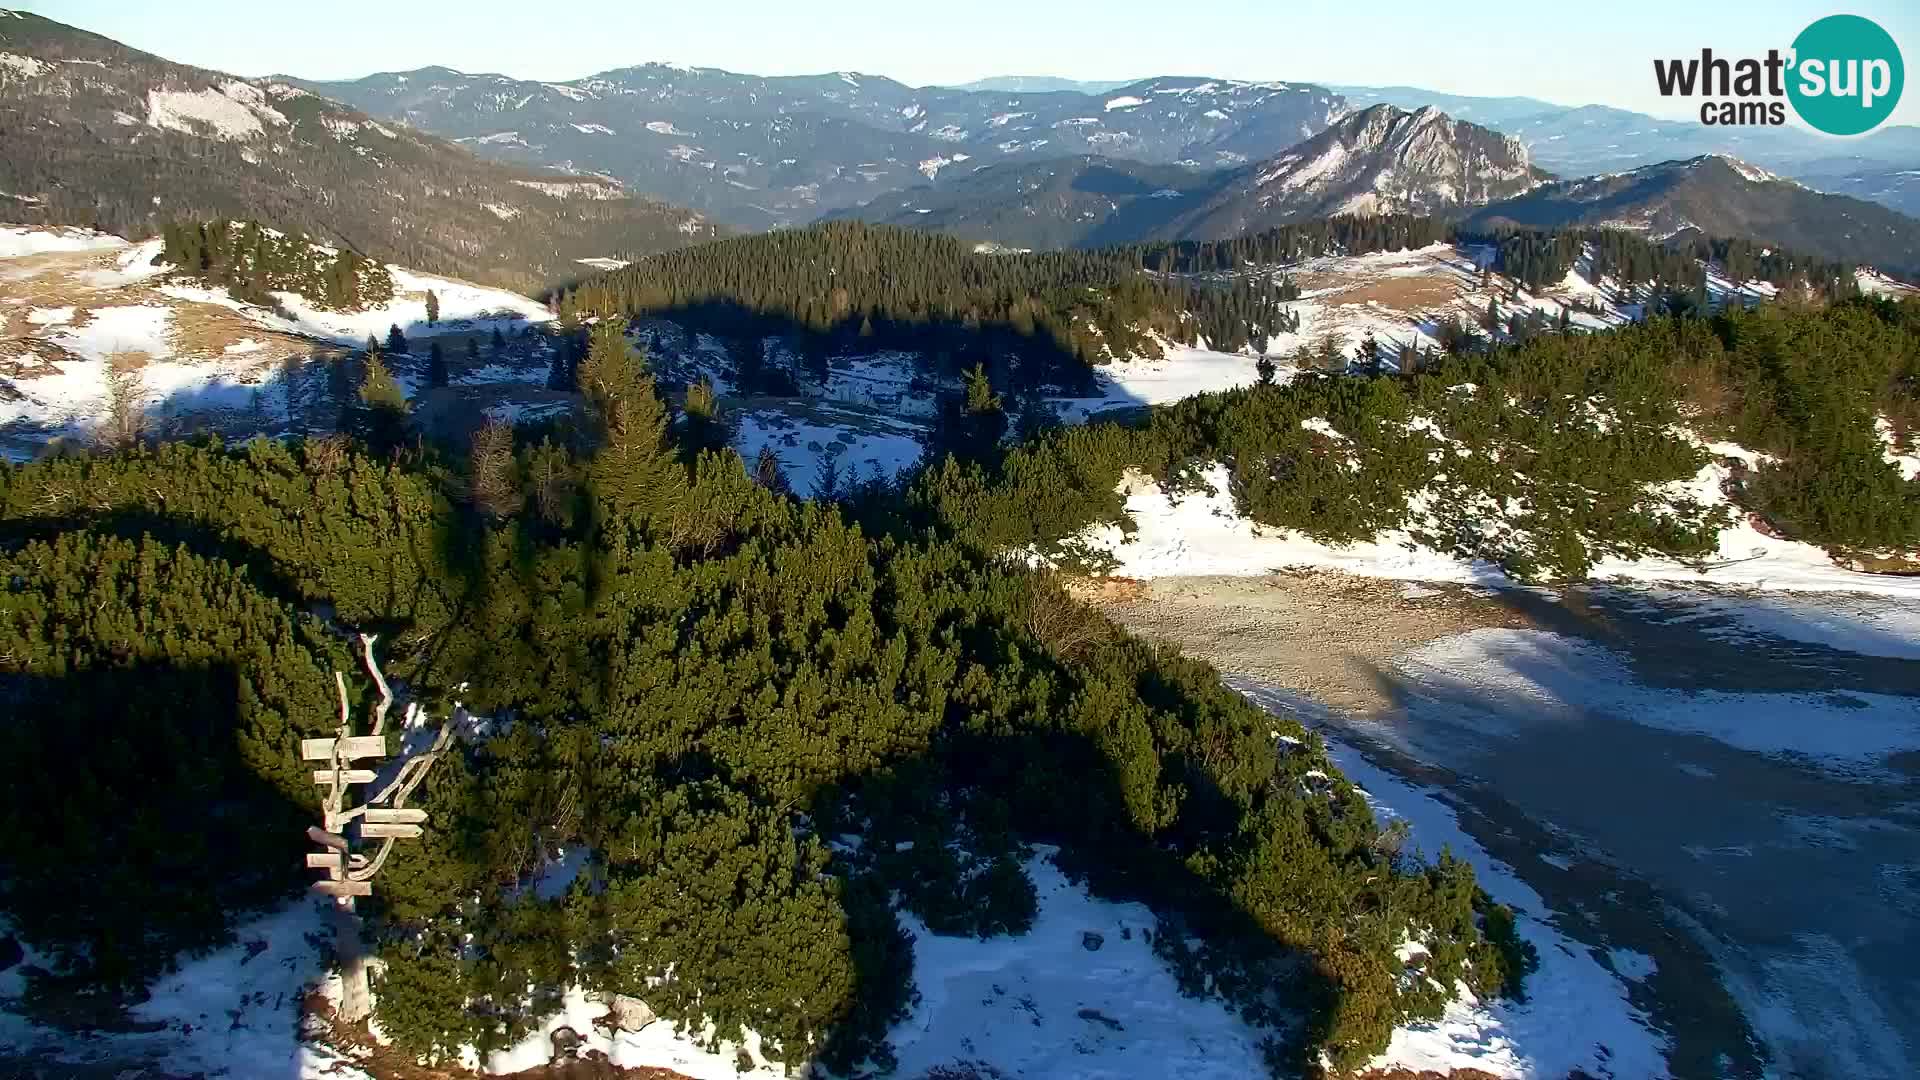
[145,83,288,141]
[732,405,926,497]
[1048,343,1278,422]
[570,122,616,135]
[264,266,552,346]
[1610,948,1659,983]
[0,901,371,1078]
[887,848,1273,1078]
[1876,417,1920,481]
[512,179,623,200]
[464,985,781,1077]
[0,225,128,258]
[482,202,519,220]
[1103,95,1148,111]
[49,305,174,360]
[575,256,629,271]
[917,152,971,180]
[25,306,73,325]
[644,120,694,136]
[0,51,46,78]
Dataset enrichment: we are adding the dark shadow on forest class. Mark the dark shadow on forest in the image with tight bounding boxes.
[0,664,318,1048]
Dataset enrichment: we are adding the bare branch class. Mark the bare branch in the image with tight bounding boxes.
[334,670,351,730]
[358,633,394,737]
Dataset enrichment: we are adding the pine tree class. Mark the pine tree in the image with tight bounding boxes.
[388,324,410,355]
[682,379,727,456]
[355,348,410,453]
[427,341,449,389]
[578,320,682,522]
[425,290,441,327]
[754,445,789,495]
[469,419,522,517]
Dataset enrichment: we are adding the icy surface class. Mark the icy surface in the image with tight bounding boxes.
[1234,683,1670,1078]
[1395,628,1920,775]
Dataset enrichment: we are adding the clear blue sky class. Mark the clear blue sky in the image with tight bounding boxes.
[18,0,1920,125]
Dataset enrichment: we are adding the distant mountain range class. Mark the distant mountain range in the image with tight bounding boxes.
[834,105,1544,246]
[290,68,1345,229]
[1464,155,1920,276]
[0,12,719,292]
[944,76,1132,95]
[288,57,1920,229]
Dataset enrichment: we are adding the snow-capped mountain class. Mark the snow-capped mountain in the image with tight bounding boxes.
[1336,85,1920,217]
[1467,154,1920,276]
[0,12,719,292]
[1173,104,1545,232]
[291,67,1343,228]
[837,105,1544,250]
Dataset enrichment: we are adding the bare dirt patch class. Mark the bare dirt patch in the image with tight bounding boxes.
[1316,274,1466,314]
[1083,571,1530,715]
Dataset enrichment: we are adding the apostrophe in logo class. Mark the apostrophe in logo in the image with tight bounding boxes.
[1787,14,1903,135]
[1652,14,1904,135]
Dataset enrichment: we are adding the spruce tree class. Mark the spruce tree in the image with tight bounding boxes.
[578,320,682,522]
[425,290,441,327]
[388,324,410,355]
[427,341,449,389]
[356,348,410,453]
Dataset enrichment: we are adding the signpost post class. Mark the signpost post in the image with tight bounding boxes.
[303,633,456,1025]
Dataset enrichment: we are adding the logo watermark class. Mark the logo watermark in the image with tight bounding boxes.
[1653,14,1904,135]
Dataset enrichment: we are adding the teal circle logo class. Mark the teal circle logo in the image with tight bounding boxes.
[1787,14,1903,136]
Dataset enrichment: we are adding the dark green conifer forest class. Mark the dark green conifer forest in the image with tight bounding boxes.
[0,325,1530,1075]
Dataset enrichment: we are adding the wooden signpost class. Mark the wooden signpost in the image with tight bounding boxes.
[304,632,457,1025]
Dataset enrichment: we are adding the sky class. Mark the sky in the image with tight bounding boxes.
[17,0,1920,126]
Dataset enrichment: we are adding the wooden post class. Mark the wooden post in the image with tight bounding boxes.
[307,633,457,1029]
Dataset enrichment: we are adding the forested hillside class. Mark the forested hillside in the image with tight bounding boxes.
[0,12,719,293]
[0,322,1530,1074]
[559,222,1299,395]
[912,297,1920,579]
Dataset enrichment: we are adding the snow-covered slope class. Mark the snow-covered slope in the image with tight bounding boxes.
[1,226,563,458]
[1078,453,1920,599]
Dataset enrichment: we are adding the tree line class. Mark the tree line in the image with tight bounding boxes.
[160,219,395,310]
[555,222,1298,397]
[910,297,1920,579]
